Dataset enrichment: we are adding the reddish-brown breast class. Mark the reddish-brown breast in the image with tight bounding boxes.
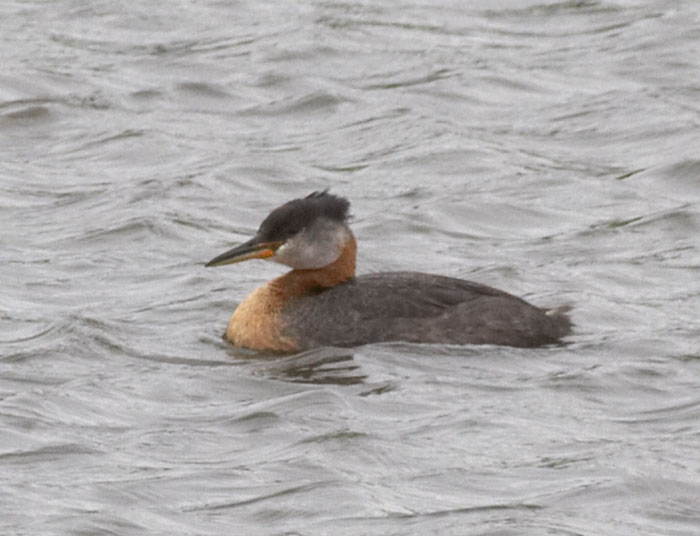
[225,235,357,351]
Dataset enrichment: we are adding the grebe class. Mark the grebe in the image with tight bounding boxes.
[206,191,571,351]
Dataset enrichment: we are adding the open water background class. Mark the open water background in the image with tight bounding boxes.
[2,1,700,534]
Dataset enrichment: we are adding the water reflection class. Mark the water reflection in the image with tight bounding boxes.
[250,347,367,385]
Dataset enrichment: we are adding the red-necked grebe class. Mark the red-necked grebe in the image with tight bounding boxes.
[205,191,571,351]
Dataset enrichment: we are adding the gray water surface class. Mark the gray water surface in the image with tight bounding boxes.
[2,1,700,535]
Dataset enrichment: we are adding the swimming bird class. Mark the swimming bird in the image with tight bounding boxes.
[206,191,571,351]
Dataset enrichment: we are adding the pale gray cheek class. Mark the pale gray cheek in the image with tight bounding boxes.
[267,224,347,270]
[270,243,297,266]
[270,241,314,269]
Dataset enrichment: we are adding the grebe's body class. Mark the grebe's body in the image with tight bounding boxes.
[206,192,570,352]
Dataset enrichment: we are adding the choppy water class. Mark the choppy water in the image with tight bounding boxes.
[2,1,700,534]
